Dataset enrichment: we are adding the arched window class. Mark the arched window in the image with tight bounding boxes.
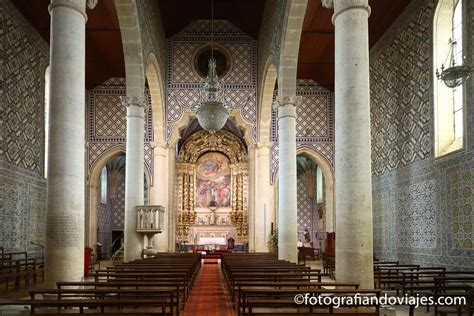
[100,166,107,204]
[434,0,465,157]
[44,66,50,178]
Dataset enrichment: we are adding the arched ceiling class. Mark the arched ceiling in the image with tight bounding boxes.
[12,0,411,91]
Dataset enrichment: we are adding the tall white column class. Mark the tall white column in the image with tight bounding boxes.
[324,0,374,288]
[255,142,274,252]
[167,146,177,251]
[151,142,168,252]
[247,144,256,252]
[45,0,95,288]
[122,96,146,262]
[275,96,300,263]
[87,184,99,250]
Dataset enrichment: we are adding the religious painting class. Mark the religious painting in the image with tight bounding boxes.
[196,152,231,208]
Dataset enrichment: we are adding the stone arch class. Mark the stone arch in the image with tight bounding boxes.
[169,109,255,147]
[87,146,152,251]
[258,57,277,143]
[87,146,125,250]
[296,147,335,234]
[272,147,335,232]
[229,110,254,146]
[277,0,307,96]
[146,53,166,144]
[178,130,248,164]
[115,0,145,98]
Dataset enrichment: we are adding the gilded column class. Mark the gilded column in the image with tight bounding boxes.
[323,0,374,288]
[274,96,300,263]
[176,168,184,241]
[45,0,96,288]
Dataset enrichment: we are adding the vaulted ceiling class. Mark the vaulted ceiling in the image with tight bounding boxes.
[12,0,411,91]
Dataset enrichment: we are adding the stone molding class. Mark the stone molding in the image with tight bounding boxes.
[48,0,97,21]
[273,96,301,110]
[121,96,146,108]
[322,0,371,24]
[256,141,273,149]
[150,141,169,149]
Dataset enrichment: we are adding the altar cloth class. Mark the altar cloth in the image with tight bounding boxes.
[198,237,226,245]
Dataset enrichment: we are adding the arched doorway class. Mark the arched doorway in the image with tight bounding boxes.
[87,149,150,260]
[176,130,249,251]
[295,149,335,254]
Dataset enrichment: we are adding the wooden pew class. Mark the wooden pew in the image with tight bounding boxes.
[0,298,173,315]
[0,256,44,292]
[28,288,178,315]
[235,281,360,310]
[238,288,382,315]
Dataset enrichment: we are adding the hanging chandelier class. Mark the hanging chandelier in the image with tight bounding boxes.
[436,39,472,88]
[192,0,230,133]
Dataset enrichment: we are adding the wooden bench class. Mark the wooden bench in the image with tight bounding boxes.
[28,288,178,315]
[0,256,44,292]
[238,288,382,315]
[0,298,173,315]
[234,281,360,310]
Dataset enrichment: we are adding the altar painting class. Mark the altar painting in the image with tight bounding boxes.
[196,152,231,208]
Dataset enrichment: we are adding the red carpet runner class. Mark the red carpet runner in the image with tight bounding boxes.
[182,262,234,316]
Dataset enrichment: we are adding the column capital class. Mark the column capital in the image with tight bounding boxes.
[322,0,371,24]
[150,141,169,149]
[256,141,273,149]
[272,96,301,110]
[49,0,97,21]
[121,96,146,108]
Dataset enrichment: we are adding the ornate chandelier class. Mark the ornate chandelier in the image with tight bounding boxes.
[193,58,230,133]
[192,0,230,133]
[436,39,472,88]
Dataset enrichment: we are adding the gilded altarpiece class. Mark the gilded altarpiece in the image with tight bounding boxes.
[176,131,248,244]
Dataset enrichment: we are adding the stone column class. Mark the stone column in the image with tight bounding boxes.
[45,0,96,288]
[87,184,99,250]
[275,96,300,263]
[151,142,168,252]
[323,0,374,288]
[247,144,256,251]
[122,96,146,262]
[255,142,274,252]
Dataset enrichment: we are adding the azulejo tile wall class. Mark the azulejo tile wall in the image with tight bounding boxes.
[0,1,48,254]
[166,20,257,141]
[371,0,473,269]
[270,80,335,184]
[297,178,322,241]
[86,78,154,182]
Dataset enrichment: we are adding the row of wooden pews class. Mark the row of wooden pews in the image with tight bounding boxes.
[0,249,44,293]
[222,253,381,315]
[374,260,473,315]
[0,252,201,315]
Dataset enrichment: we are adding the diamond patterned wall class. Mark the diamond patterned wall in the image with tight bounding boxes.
[0,2,48,255]
[450,169,473,251]
[97,203,111,258]
[371,0,473,269]
[270,80,334,184]
[87,81,154,182]
[111,178,126,230]
[370,3,433,176]
[166,20,257,141]
[1,2,48,175]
